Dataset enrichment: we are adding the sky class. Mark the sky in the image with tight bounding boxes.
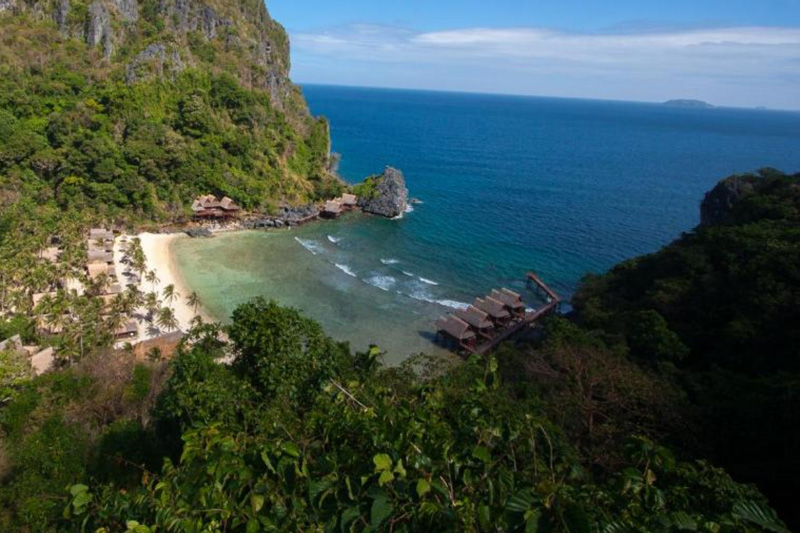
[268,1,800,109]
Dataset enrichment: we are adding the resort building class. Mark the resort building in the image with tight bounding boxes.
[114,320,139,339]
[341,193,357,208]
[192,195,242,219]
[435,316,477,348]
[322,200,343,218]
[0,335,24,356]
[30,347,54,376]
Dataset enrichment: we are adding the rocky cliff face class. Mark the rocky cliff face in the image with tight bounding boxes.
[358,167,409,218]
[1,0,301,118]
[700,175,757,226]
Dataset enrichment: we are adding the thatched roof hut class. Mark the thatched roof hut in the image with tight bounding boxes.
[436,316,476,343]
[87,263,109,280]
[0,335,24,355]
[106,283,123,295]
[114,320,138,339]
[323,201,343,218]
[32,291,57,307]
[474,297,511,321]
[89,228,113,240]
[30,347,55,376]
[491,289,525,311]
[455,305,494,331]
[220,196,241,212]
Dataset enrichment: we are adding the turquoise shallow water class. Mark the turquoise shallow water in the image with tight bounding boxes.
[173,86,800,363]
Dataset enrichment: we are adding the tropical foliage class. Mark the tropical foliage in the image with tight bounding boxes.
[571,169,800,522]
[0,10,338,223]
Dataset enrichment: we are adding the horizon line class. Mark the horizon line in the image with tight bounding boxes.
[296,81,800,113]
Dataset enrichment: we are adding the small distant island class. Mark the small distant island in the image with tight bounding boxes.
[663,99,715,109]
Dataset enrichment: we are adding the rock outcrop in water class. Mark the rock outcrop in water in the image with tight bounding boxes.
[357,167,409,218]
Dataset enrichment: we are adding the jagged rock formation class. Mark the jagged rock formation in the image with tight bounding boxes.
[358,167,409,218]
[125,42,185,83]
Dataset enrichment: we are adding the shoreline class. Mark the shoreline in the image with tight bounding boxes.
[136,232,218,336]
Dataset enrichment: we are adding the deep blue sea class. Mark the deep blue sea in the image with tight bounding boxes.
[173,86,800,362]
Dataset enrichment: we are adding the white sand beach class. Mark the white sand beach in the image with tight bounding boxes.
[112,232,214,342]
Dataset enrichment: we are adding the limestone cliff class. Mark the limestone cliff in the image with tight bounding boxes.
[0,0,340,218]
[0,0,304,121]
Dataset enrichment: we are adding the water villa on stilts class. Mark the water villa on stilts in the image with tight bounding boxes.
[435,270,561,355]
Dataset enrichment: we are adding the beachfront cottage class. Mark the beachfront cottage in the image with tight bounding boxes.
[341,193,358,208]
[491,288,526,317]
[32,291,57,308]
[455,306,495,338]
[474,297,511,325]
[114,320,139,339]
[435,316,477,348]
[30,347,55,376]
[90,228,114,241]
[192,195,242,219]
[322,201,343,218]
[0,335,24,356]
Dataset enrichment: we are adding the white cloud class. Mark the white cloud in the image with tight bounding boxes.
[290,24,800,108]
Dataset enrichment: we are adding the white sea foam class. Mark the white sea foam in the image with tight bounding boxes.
[402,270,414,277]
[418,277,439,286]
[335,263,357,277]
[436,299,471,310]
[295,237,325,255]
[366,275,396,291]
[327,235,341,244]
[405,204,415,213]
[380,258,400,265]
[405,289,469,311]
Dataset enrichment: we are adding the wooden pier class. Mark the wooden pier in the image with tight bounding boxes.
[435,270,561,356]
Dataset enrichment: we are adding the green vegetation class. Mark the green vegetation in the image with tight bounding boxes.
[0,8,339,224]
[571,168,800,522]
[353,174,382,201]
[0,2,797,527]
[0,300,785,531]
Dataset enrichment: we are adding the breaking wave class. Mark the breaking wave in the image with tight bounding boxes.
[366,275,396,292]
[335,264,357,277]
[295,238,325,255]
[380,258,400,265]
[418,277,439,286]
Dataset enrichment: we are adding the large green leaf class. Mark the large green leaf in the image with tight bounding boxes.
[733,501,789,533]
[370,494,394,528]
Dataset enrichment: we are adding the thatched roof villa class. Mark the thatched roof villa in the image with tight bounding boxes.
[435,316,477,347]
[192,195,241,219]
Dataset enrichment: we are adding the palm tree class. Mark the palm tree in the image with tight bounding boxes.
[157,306,179,332]
[162,284,179,307]
[144,291,160,323]
[186,290,201,313]
[145,270,160,291]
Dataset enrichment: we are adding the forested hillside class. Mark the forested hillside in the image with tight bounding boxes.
[572,168,800,523]
[1,171,797,531]
[0,0,339,222]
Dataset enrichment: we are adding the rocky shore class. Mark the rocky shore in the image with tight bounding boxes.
[245,204,321,229]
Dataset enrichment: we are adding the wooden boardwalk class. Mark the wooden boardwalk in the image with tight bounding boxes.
[436,270,562,356]
[470,300,559,355]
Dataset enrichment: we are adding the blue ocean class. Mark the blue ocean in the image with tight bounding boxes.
[173,86,800,362]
